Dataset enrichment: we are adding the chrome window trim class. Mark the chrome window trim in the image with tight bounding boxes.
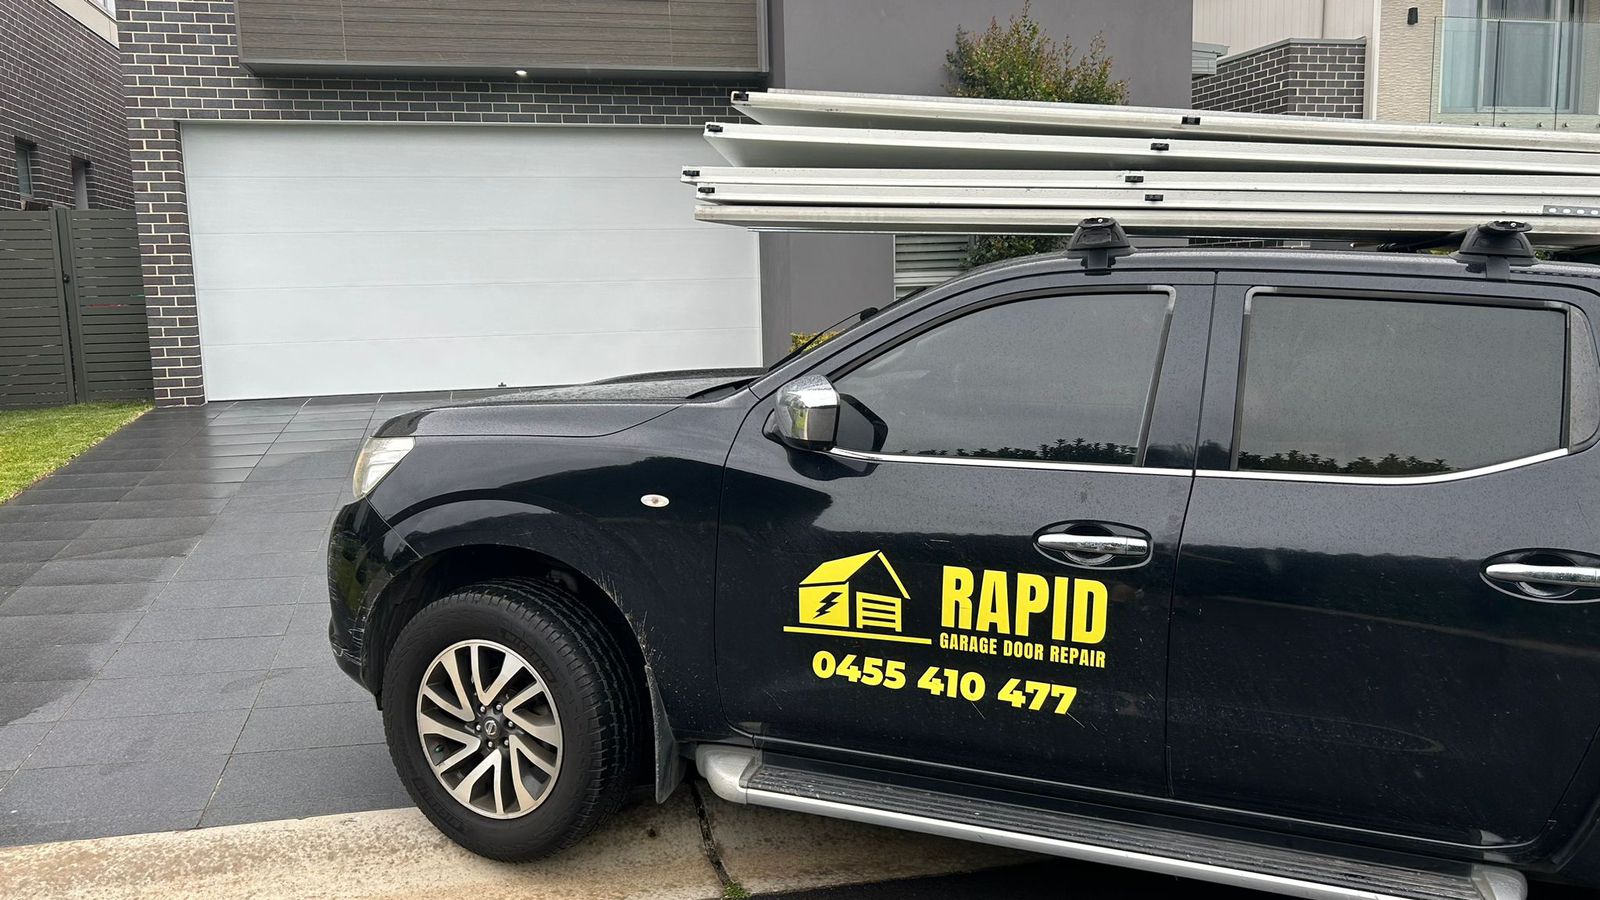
[1227,287,1576,486]
[1199,447,1568,486]
[829,446,1191,477]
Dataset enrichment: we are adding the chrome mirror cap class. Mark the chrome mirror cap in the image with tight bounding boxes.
[773,374,840,451]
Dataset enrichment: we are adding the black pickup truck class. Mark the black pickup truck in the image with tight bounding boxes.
[327,221,1600,900]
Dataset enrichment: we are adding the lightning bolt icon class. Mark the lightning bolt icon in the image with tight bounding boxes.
[816,588,844,620]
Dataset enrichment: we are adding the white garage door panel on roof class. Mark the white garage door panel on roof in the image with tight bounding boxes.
[183,124,759,401]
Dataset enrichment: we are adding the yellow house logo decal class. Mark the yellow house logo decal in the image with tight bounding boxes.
[785,551,932,645]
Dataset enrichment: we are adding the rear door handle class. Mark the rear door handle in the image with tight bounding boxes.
[1036,534,1149,558]
[1485,563,1600,589]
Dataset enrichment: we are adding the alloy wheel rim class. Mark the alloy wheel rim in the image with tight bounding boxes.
[415,639,562,819]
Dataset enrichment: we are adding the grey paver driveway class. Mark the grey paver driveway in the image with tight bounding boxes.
[0,391,504,846]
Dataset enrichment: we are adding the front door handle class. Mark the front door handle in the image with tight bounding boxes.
[1036,534,1149,558]
[1485,563,1600,589]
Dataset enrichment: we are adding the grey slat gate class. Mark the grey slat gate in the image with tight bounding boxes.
[0,212,74,407]
[0,209,151,408]
[59,211,154,402]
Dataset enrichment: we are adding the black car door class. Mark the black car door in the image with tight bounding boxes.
[715,270,1210,797]
[1169,271,1600,850]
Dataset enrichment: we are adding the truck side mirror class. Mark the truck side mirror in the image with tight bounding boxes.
[773,375,840,452]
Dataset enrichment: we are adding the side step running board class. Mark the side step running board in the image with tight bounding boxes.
[695,746,1526,900]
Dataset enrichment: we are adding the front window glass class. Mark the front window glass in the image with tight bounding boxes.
[1236,296,1566,476]
[833,293,1170,464]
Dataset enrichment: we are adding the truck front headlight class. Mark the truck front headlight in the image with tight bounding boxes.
[352,436,414,500]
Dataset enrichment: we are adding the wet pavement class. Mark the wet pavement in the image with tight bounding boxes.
[0,391,503,846]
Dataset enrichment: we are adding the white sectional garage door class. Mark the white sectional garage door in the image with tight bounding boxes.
[183,124,759,400]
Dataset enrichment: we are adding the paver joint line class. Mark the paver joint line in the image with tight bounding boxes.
[690,779,743,897]
[0,392,474,846]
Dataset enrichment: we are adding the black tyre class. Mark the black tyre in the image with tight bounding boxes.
[381,578,639,860]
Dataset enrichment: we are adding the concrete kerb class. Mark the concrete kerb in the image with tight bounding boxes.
[0,783,1029,900]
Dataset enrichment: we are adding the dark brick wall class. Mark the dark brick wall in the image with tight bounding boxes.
[1,0,133,210]
[119,0,756,407]
[1193,39,1366,118]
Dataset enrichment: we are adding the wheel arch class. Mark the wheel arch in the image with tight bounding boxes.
[368,539,685,803]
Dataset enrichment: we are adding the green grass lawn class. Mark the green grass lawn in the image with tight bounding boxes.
[0,401,152,502]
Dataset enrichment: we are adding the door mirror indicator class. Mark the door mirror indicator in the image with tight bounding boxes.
[774,375,840,451]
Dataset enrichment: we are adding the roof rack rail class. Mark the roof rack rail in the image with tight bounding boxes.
[1453,220,1537,280]
[1066,217,1133,271]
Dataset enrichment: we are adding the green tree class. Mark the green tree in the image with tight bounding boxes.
[945,2,1128,267]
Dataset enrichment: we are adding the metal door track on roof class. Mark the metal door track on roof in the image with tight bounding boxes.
[703,123,1600,175]
[693,205,1600,247]
[689,183,1600,219]
[681,167,1600,196]
[733,87,1600,154]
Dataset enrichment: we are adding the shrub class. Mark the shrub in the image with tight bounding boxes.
[790,331,838,352]
[946,2,1128,267]
[946,2,1128,105]
[963,234,1069,268]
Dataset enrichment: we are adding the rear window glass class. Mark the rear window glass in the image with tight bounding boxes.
[1236,296,1567,477]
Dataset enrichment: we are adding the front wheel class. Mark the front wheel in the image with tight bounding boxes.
[381,578,639,860]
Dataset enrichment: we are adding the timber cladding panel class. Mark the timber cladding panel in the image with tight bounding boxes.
[236,0,765,74]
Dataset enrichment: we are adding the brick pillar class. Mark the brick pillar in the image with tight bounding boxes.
[1193,39,1367,119]
[129,121,203,406]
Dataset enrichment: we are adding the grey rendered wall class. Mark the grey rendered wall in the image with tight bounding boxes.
[759,0,1193,361]
[769,0,1193,106]
[760,233,897,357]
